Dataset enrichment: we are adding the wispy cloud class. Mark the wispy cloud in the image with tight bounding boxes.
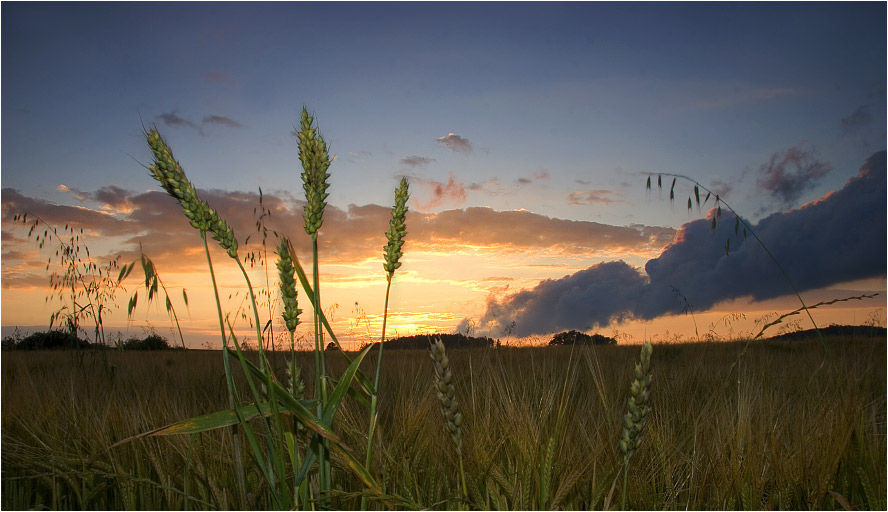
[202,115,242,128]
[515,170,549,186]
[157,111,199,130]
[436,133,472,153]
[401,155,436,168]
[756,146,831,207]
[156,110,242,135]
[472,151,886,337]
[841,105,873,135]
[567,189,621,205]
[412,172,467,210]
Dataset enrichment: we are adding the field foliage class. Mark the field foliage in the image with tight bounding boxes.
[2,338,884,510]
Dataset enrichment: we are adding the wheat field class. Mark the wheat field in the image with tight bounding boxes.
[2,337,884,510]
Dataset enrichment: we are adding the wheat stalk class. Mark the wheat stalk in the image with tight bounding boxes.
[619,341,653,509]
[429,337,468,506]
[146,128,238,259]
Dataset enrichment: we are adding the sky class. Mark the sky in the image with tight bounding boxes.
[2,2,886,349]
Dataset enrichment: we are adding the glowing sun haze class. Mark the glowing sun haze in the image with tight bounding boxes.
[1,2,885,348]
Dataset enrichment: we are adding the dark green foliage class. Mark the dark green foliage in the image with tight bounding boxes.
[5,330,176,351]
[12,330,91,350]
[767,324,887,342]
[548,330,616,346]
[377,333,494,350]
[121,333,173,350]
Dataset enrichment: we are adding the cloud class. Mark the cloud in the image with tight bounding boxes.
[436,133,472,153]
[412,172,468,210]
[708,177,733,196]
[401,155,436,168]
[156,111,242,135]
[756,146,831,207]
[515,170,549,186]
[202,115,242,128]
[567,189,621,205]
[475,151,886,337]
[409,208,674,257]
[3,183,677,290]
[468,178,503,195]
[841,105,873,135]
[157,111,199,130]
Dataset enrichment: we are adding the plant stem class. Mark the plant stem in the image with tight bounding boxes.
[361,274,394,509]
[656,173,830,360]
[203,236,247,510]
[621,461,629,510]
[310,233,332,505]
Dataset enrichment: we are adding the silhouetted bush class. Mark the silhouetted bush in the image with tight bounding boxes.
[374,333,495,350]
[122,334,172,350]
[548,330,616,346]
[13,330,92,350]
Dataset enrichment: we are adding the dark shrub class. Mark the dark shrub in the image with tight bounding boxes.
[122,334,171,350]
[14,330,91,350]
[375,333,495,350]
[548,330,616,346]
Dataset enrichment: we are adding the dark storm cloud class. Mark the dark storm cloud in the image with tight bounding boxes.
[476,152,886,337]
[436,133,473,153]
[756,147,831,207]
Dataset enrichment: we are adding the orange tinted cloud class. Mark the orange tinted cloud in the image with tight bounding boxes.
[2,185,675,290]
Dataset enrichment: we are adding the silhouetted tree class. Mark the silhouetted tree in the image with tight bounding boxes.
[548,330,616,346]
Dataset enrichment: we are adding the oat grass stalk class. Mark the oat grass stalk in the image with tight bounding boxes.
[647,173,832,364]
[619,341,652,510]
[429,337,468,507]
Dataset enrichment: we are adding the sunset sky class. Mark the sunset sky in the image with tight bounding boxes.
[2,2,886,349]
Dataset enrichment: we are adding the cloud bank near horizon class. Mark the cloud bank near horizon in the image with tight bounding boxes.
[471,151,887,337]
[1,184,674,289]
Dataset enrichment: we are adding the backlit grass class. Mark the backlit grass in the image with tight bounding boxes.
[3,338,884,510]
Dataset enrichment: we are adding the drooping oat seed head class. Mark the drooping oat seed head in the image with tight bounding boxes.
[429,337,463,452]
[146,128,239,258]
[296,108,331,237]
[383,178,410,278]
[276,238,302,334]
[619,341,652,462]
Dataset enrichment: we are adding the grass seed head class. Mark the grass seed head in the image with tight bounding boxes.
[620,341,653,462]
[429,337,463,451]
[276,238,301,334]
[383,177,410,277]
[296,108,331,237]
[146,128,238,258]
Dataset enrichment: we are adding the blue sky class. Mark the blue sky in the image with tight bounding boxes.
[2,2,885,345]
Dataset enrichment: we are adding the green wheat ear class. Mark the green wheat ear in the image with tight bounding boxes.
[296,107,331,237]
[383,177,409,277]
[620,341,653,462]
[145,128,238,258]
[276,237,301,334]
[430,338,463,451]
